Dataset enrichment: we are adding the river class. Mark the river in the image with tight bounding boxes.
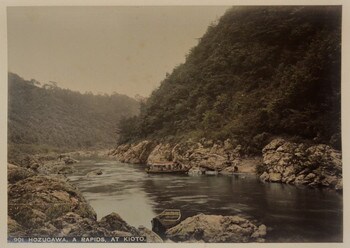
[67,159,342,242]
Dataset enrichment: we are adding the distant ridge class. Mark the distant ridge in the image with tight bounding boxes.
[8,72,140,158]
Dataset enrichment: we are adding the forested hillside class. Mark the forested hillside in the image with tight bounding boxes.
[118,6,341,153]
[8,73,139,158]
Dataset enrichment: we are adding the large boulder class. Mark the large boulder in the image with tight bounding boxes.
[8,175,97,235]
[165,214,266,243]
[260,138,342,190]
[98,212,139,235]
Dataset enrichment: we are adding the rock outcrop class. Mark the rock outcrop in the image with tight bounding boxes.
[111,139,253,174]
[111,140,157,164]
[165,213,266,243]
[8,174,97,236]
[7,157,161,242]
[15,155,75,176]
[259,138,342,190]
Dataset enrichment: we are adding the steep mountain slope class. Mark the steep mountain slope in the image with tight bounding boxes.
[8,73,140,158]
[118,6,341,153]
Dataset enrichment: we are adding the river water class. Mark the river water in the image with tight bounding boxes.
[67,159,342,242]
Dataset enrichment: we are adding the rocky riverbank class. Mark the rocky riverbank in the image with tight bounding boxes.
[110,137,342,190]
[7,156,162,242]
[259,138,342,191]
[110,139,259,175]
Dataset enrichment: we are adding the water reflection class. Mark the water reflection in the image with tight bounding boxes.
[68,160,342,242]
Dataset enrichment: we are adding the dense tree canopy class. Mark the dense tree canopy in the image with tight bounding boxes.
[8,73,140,158]
[118,6,341,153]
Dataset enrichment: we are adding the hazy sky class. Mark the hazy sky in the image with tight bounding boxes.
[7,6,230,97]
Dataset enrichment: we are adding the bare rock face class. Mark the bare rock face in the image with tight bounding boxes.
[112,140,157,164]
[260,138,342,190]
[147,143,174,165]
[165,214,266,243]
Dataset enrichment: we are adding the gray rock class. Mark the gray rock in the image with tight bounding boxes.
[165,214,266,243]
[147,143,173,165]
[251,224,267,238]
[7,157,143,239]
[304,173,316,181]
[8,175,97,234]
[114,140,156,164]
[286,174,296,184]
[260,138,342,190]
[294,174,306,185]
[269,173,282,182]
[98,212,139,235]
[260,172,269,181]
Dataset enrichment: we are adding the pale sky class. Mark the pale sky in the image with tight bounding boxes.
[7,6,231,97]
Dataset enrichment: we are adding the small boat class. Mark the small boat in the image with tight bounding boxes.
[145,168,187,174]
[145,163,188,174]
[151,209,181,234]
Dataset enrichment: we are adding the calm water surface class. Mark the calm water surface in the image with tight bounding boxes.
[67,159,342,242]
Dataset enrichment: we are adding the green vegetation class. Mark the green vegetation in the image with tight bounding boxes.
[8,73,139,159]
[118,6,341,153]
